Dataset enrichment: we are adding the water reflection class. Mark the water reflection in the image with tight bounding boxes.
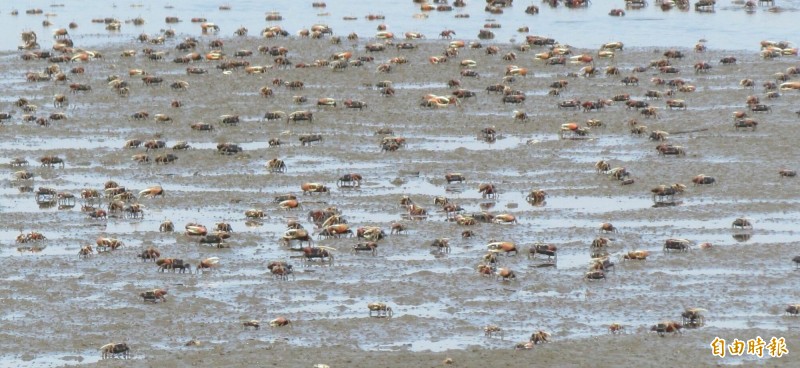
[732,232,753,242]
[38,201,57,210]
[652,201,682,208]
[3,0,800,52]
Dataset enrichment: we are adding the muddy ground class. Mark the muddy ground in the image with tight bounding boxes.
[1,32,800,367]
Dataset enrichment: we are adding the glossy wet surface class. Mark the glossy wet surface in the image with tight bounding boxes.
[2,2,800,367]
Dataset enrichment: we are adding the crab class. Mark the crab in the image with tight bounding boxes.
[484,325,503,338]
[528,243,557,263]
[269,317,292,327]
[191,122,214,132]
[312,207,338,222]
[732,217,752,229]
[406,204,427,219]
[196,257,220,273]
[274,194,297,204]
[143,140,166,152]
[302,246,335,264]
[100,343,130,359]
[352,242,379,256]
[477,263,495,276]
[514,341,535,350]
[367,302,393,318]
[430,238,450,253]
[124,203,145,219]
[287,110,313,123]
[138,246,160,261]
[217,143,242,155]
[651,321,683,336]
[243,320,260,330]
[268,261,294,280]
[337,173,363,188]
[487,241,518,256]
[88,209,107,220]
[155,154,178,164]
[131,154,150,163]
[9,157,28,167]
[599,222,617,233]
[591,237,610,249]
[656,144,686,156]
[651,183,685,203]
[279,199,300,210]
[245,209,267,219]
[664,238,692,252]
[96,237,123,252]
[156,258,191,273]
[139,185,163,198]
[39,155,65,168]
[357,226,386,241]
[266,158,287,173]
[78,245,94,258]
[585,270,606,280]
[681,308,706,327]
[140,288,167,303]
[380,137,405,151]
[559,122,590,139]
[445,173,466,184]
[496,267,516,281]
[478,183,499,199]
[198,234,226,247]
[159,220,174,232]
[319,224,351,239]
[281,229,313,247]
[530,330,550,344]
[622,250,650,261]
[390,222,407,235]
[301,183,329,195]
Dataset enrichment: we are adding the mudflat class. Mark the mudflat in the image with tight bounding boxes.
[2,32,799,367]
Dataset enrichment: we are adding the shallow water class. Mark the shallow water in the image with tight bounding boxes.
[3,2,800,367]
[4,0,800,52]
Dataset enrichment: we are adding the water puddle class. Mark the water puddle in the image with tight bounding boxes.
[392,83,450,90]
[413,135,526,151]
[0,351,104,367]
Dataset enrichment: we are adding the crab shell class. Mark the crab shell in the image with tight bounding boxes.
[484,325,502,333]
[185,225,207,235]
[496,268,515,279]
[487,242,516,252]
[367,303,389,311]
[269,317,291,327]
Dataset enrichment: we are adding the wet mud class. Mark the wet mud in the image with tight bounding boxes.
[1,13,800,368]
